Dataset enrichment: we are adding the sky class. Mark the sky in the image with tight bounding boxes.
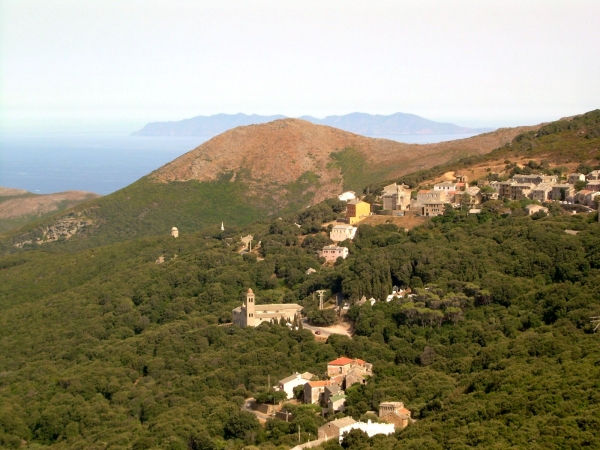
[1,0,599,132]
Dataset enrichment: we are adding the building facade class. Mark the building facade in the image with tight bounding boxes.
[330,225,357,242]
[232,289,303,328]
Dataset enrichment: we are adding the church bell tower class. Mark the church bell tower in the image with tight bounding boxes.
[245,288,256,327]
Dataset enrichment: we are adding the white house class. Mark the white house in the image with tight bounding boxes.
[433,182,457,192]
[338,420,395,442]
[338,191,356,202]
[330,225,357,242]
[278,372,314,399]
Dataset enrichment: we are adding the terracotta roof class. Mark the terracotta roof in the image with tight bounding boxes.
[308,380,331,387]
[328,357,354,366]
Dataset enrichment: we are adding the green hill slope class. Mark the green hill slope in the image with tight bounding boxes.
[1,198,599,449]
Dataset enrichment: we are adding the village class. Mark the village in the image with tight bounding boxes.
[188,167,600,447]
[243,354,412,449]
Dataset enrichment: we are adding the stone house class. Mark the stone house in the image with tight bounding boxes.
[551,184,574,201]
[411,190,448,214]
[327,357,372,377]
[586,170,600,181]
[304,380,331,405]
[530,183,553,202]
[586,181,600,192]
[317,417,356,440]
[381,183,411,211]
[327,394,347,414]
[319,245,349,262]
[574,190,592,204]
[568,173,586,184]
[379,401,412,430]
[330,225,357,242]
[423,202,445,217]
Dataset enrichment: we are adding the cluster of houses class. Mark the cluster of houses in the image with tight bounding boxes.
[276,357,412,446]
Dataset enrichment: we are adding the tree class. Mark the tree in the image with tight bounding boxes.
[223,411,260,441]
[341,429,371,449]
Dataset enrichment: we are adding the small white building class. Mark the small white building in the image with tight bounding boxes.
[338,420,395,442]
[320,245,349,263]
[278,372,314,399]
[330,225,357,242]
[525,204,548,216]
[338,191,356,202]
[433,182,457,192]
[568,173,586,184]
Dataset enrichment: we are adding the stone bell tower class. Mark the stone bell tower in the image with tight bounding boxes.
[245,288,256,327]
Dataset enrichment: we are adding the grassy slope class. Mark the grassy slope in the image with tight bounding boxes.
[0,192,99,234]
[2,177,270,253]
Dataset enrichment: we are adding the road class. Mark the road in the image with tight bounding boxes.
[301,319,353,338]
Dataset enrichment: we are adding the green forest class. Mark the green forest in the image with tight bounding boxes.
[1,193,600,449]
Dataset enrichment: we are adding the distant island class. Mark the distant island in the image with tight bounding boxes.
[132,112,494,137]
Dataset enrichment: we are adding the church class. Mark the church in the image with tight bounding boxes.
[232,288,303,327]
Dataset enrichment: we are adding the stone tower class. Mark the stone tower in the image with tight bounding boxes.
[245,288,256,327]
[171,227,179,238]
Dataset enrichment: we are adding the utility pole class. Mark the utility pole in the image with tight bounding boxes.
[298,425,301,443]
[316,290,326,311]
[591,316,600,333]
[268,374,270,392]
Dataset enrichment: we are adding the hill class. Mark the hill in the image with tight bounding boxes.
[0,188,99,233]
[3,119,536,251]
[132,112,492,137]
[368,109,600,191]
[0,199,599,449]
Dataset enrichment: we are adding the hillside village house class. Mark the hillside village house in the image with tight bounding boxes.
[232,288,302,328]
[338,191,356,202]
[329,225,357,242]
[336,420,395,442]
[433,181,457,192]
[320,245,349,262]
[278,372,314,399]
[568,173,586,184]
[525,204,548,215]
[586,181,600,192]
[318,417,356,440]
[304,380,331,404]
[411,190,448,216]
[327,393,347,414]
[587,170,600,181]
[381,183,411,211]
[379,402,412,429]
[551,184,574,201]
[327,357,372,377]
[346,199,371,224]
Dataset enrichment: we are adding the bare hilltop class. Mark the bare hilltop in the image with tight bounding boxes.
[152,118,540,204]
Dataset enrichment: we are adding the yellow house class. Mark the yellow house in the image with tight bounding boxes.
[346,200,371,224]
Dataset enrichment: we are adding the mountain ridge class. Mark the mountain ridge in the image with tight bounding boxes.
[132,112,493,137]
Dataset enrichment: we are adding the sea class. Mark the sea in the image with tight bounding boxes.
[0,132,478,195]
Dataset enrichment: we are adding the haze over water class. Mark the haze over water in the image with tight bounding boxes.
[0,132,477,195]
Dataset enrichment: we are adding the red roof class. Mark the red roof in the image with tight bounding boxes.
[328,357,354,366]
[328,357,367,366]
[308,380,331,387]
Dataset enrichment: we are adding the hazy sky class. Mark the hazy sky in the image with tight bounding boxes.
[1,0,599,131]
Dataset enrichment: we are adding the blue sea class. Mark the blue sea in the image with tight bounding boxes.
[0,132,477,195]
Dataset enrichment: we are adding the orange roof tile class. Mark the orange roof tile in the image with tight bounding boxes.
[308,380,330,387]
[328,357,355,366]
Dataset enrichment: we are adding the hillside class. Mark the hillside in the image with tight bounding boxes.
[0,188,100,233]
[369,109,600,191]
[3,119,537,251]
[0,200,599,449]
[133,112,492,137]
